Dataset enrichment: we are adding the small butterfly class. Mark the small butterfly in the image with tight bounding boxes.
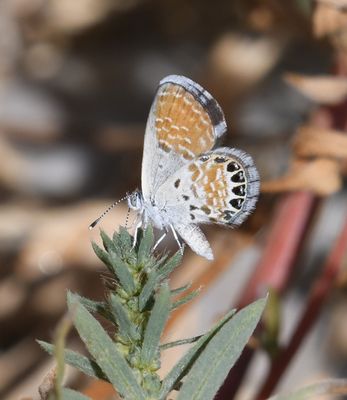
[126,75,259,260]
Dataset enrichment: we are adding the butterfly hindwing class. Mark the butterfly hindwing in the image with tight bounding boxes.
[154,147,259,227]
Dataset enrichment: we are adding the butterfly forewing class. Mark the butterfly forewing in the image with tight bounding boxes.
[141,75,226,200]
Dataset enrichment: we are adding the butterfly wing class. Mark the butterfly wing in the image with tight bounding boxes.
[154,147,259,228]
[141,75,227,201]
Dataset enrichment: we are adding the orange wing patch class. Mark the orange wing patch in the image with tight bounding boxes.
[155,84,215,160]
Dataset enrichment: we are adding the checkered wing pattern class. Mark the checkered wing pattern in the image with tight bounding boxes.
[141,75,226,200]
[154,148,259,228]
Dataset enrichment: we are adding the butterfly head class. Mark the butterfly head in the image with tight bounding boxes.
[127,189,144,212]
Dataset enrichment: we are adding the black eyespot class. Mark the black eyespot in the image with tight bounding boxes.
[227,162,240,172]
[231,171,245,183]
[182,195,189,201]
[190,205,198,210]
[233,185,246,196]
[215,156,226,163]
[190,214,195,220]
[174,179,181,188]
[230,198,243,209]
[199,155,209,162]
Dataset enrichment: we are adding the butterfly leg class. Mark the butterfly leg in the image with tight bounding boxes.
[153,229,168,251]
[132,219,143,249]
[170,224,184,255]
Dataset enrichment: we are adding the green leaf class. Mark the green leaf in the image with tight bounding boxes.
[108,293,141,341]
[72,293,109,320]
[137,226,154,264]
[113,227,137,262]
[114,226,132,250]
[38,341,107,381]
[268,378,347,400]
[159,308,237,400]
[139,250,182,311]
[160,335,202,351]
[171,288,200,310]
[177,297,267,400]
[141,283,170,366]
[91,242,111,269]
[100,230,117,253]
[61,388,91,400]
[67,292,146,400]
[108,250,136,294]
[171,283,192,296]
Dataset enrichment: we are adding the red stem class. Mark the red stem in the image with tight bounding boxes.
[215,191,317,399]
[256,215,347,400]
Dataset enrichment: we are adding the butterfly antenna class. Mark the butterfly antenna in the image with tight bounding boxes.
[89,196,128,230]
[125,207,131,229]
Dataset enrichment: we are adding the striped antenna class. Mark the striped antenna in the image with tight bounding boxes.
[89,195,128,229]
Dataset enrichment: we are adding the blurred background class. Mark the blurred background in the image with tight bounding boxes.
[1,0,347,399]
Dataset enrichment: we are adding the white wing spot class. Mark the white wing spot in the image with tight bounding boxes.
[178,144,195,158]
[192,106,202,115]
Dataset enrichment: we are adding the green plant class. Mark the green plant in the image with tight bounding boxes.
[39,226,266,400]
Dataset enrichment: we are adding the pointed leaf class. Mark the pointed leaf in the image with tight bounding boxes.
[113,227,137,262]
[141,283,170,366]
[157,249,182,278]
[171,283,192,296]
[159,308,237,400]
[161,335,202,351]
[61,388,91,400]
[114,226,132,249]
[109,251,135,294]
[137,226,154,264]
[171,288,201,310]
[91,242,112,270]
[100,230,117,253]
[139,250,182,310]
[67,293,146,400]
[38,341,107,381]
[109,293,141,341]
[72,293,109,320]
[177,297,267,400]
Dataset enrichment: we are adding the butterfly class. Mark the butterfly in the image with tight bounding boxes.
[125,75,260,260]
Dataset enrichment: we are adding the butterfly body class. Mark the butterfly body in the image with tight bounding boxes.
[128,75,259,260]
